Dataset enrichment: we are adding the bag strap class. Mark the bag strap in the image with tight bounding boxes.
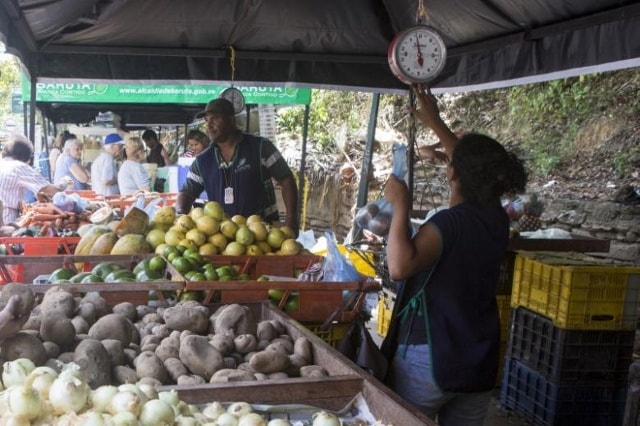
[395,263,437,357]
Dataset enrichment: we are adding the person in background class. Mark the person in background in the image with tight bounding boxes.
[142,129,176,192]
[0,135,67,225]
[176,98,299,236]
[183,129,210,158]
[53,138,90,190]
[380,84,527,426]
[48,130,75,177]
[91,133,124,196]
[118,137,150,195]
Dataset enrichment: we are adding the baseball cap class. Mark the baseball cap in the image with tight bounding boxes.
[195,98,235,119]
[104,133,124,145]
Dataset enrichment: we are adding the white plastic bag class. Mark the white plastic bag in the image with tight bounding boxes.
[354,143,408,236]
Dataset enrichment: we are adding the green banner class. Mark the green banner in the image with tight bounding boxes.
[21,76,311,105]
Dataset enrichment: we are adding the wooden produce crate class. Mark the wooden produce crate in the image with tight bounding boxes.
[3,254,184,306]
[203,254,323,279]
[158,302,436,426]
[186,280,370,323]
[0,236,81,284]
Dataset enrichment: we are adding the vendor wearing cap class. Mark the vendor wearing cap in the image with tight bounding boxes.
[91,133,124,196]
[176,98,299,236]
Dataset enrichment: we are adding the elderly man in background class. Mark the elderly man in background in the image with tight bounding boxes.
[0,135,66,226]
[91,133,124,196]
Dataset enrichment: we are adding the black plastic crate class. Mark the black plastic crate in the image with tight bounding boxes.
[496,251,516,294]
[500,358,627,426]
[507,307,634,383]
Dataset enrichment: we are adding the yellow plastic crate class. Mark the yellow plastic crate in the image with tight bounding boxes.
[376,290,395,337]
[305,322,351,347]
[510,253,640,330]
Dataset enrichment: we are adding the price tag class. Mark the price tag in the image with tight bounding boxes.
[224,187,234,204]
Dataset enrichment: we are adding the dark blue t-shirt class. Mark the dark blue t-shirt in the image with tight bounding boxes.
[396,202,508,392]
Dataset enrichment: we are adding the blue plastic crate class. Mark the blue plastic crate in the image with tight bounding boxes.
[500,358,627,426]
[507,307,634,384]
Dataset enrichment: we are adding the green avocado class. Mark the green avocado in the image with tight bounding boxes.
[80,274,103,283]
[91,262,124,280]
[104,269,136,283]
[48,267,76,283]
[69,272,91,283]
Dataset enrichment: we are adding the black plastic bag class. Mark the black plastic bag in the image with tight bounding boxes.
[336,319,388,381]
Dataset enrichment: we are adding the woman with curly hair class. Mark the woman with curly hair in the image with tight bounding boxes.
[381,84,528,426]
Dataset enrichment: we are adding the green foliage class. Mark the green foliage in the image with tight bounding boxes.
[276,89,371,150]
[447,69,640,178]
[0,55,20,116]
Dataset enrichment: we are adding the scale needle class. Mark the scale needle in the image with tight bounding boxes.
[416,35,424,67]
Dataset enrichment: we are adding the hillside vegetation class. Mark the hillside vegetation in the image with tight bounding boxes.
[278,68,640,201]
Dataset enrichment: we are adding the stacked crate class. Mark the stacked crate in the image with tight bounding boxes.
[502,251,640,425]
[495,251,517,385]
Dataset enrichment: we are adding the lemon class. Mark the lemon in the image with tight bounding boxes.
[246,214,264,225]
[223,241,246,256]
[266,228,286,249]
[248,221,268,242]
[203,201,225,220]
[199,243,218,256]
[231,214,247,225]
[208,233,228,251]
[185,228,207,246]
[175,215,196,233]
[145,228,166,249]
[235,225,255,246]
[196,216,220,236]
[165,229,185,246]
[220,220,239,239]
[190,207,205,221]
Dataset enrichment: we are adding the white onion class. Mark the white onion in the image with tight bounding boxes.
[28,366,58,400]
[108,390,143,417]
[7,375,43,420]
[312,411,342,426]
[216,412,240,426]
[139,398,175,426]
[77,410,107,426]
[202,400,226,419]
[58,361,83,380]
[227,401,253,417]
[110,411,139,426]
[48,374,90,415]
[2,358,36,388]
[117,384,149,405]
[90,385,118,413]
[136,383,158,400]
[158,389,181,407]
[0,413,31,426]
[239,412,267,426]
[174,415,199,425]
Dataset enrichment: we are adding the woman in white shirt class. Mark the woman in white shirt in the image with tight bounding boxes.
[118,137,150,195]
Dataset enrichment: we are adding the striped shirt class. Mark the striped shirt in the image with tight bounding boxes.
[0,158,52,224]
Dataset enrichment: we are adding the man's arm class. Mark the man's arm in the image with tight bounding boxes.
[176,192,196,215]
[279,175,299,236]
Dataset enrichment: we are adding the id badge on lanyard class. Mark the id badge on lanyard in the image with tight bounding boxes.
[224,187,234,204]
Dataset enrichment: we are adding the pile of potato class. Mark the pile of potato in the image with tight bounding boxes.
[0,283,328,388]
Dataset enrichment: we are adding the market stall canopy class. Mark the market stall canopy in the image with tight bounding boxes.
[1,0,639,93]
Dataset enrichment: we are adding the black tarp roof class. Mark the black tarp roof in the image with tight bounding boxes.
[2,0,639,95]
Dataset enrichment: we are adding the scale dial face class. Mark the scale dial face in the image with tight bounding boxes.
[388,25,447,85]
[220,87,246,114]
